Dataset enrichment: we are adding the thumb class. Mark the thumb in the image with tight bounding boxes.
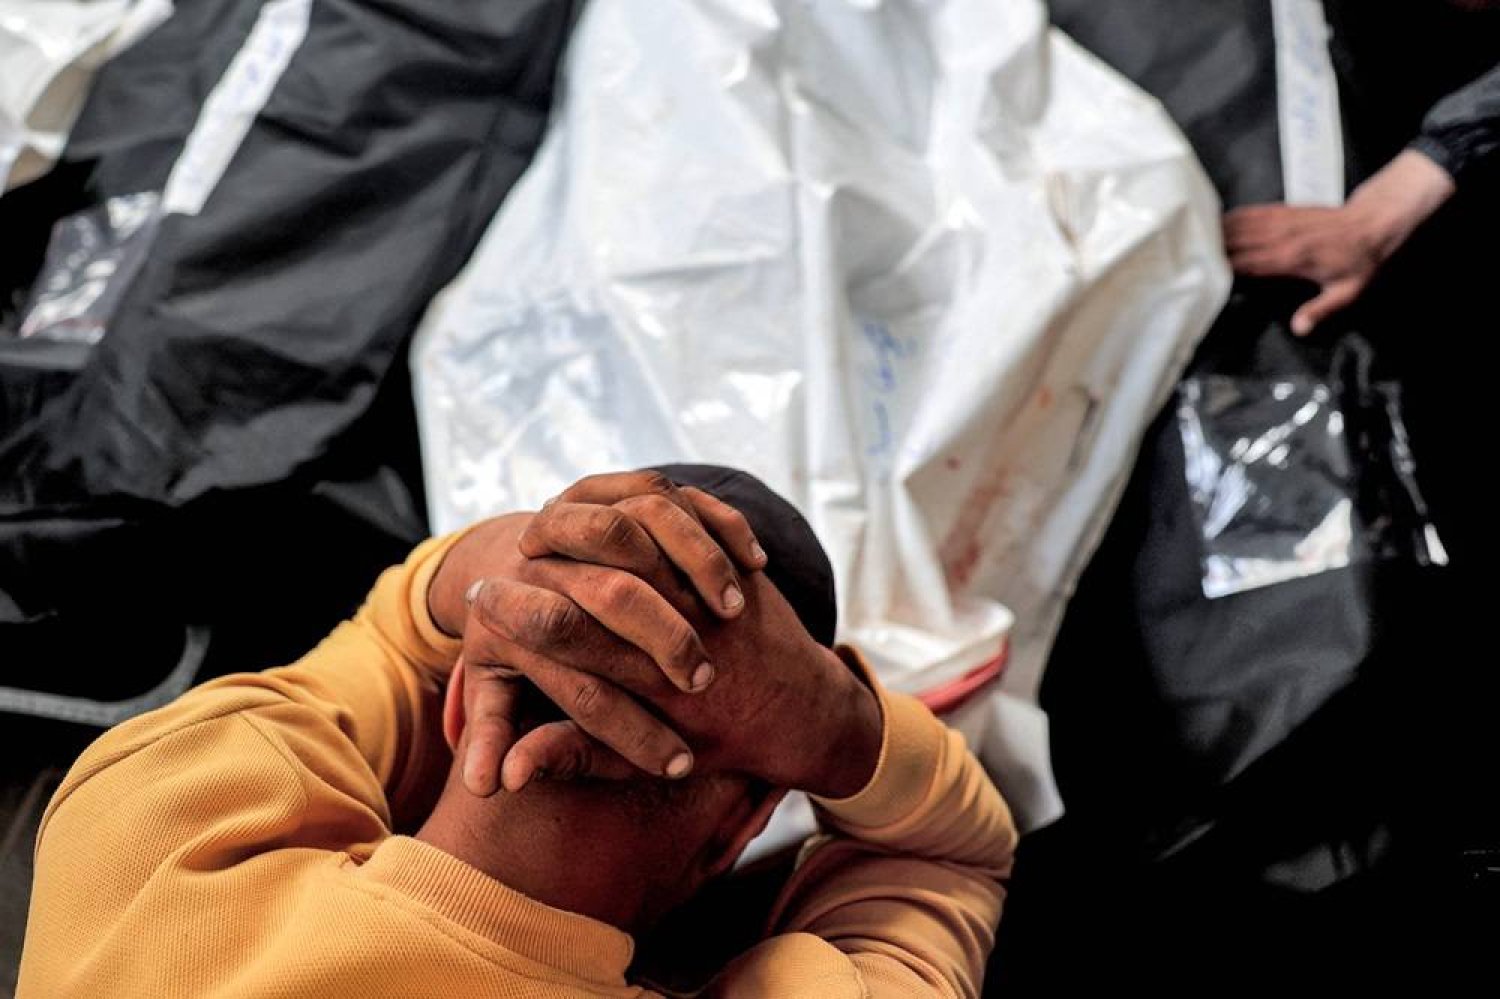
[460,672,523,797]
[501,721,637,792]
[1291,278,1362,336]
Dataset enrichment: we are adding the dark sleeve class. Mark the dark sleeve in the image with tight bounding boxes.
[1409,62,1500,187]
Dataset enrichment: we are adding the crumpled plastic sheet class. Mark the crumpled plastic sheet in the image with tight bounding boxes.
[0,0,173,190]
[411,0,1230,831]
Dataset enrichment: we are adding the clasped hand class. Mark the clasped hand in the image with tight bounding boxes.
[427,471,882,802]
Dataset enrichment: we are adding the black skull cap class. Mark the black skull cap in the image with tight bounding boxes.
[650,464,837,648]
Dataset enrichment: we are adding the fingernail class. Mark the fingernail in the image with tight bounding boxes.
[464,579,485,605]
[750,540,768,565]
[463,747,491,793]
[691,662,715,691]
[722,583,744,612]
[665,752,693,778]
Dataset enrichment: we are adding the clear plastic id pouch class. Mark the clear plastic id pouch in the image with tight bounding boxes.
[1178,338,1446,599]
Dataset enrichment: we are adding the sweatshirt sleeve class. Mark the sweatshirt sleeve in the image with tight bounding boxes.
[1410,61,1500,188]
[245,530,467,818]
[17,535,465,995]
[751,650,1018,999]
[48,529,463,831]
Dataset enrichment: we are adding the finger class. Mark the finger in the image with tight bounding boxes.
[1223,224,1284,253]
[1291,279,1362,336]
[615,492,747,617]
[461,599,695,784]
[517,501,665,576]
[1227,246,1305,279]
[1222,205,1289,245]
[533,469,761,616]
[465,575,674,694]
[501,721,640,792]
[680,485,768,570]
[460,668,524,797]
[519,559,714,692]
[519,658,693,783]
[550,470,694,515]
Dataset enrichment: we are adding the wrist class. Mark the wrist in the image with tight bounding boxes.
[426,542,474,639]
[1347,149,1455,259]
[426,514,532,639]
[799,653,884,799]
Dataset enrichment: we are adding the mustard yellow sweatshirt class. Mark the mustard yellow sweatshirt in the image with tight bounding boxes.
[18,534,1017,998]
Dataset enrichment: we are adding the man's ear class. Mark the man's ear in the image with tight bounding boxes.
[442,657,467,752]
[704,786,789,879]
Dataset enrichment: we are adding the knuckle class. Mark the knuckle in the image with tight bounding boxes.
[571,679,604,720]
[611,494,646,519]
[721,507,753,538]
[598,572,642,615]
[666,623,700,671]
[627,724,661,760]
[559,474,605,503]
[518,594,578,647]
[523,505,556,533]
[636,492,678,519]
[595,508,638,552]
[638,470,676,497]
[700,545,735,578]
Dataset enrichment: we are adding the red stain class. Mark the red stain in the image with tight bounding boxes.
[947,539,982,587]
[1037,385,1053,409]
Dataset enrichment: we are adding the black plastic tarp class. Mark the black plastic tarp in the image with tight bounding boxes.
[1,0,579,721]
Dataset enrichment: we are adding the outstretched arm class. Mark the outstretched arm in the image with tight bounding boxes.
[1223,149,1455,336]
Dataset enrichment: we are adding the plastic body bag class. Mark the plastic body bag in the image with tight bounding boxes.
[412,0,1229,830]
[0,0,172,190]
[1,0,578,726]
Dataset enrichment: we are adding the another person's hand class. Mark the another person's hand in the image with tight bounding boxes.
[1223,149,1455,335]
[428,470,767,795]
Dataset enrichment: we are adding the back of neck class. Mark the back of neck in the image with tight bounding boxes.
[415,779,669,933]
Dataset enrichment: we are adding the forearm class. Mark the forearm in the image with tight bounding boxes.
[811,690,1016,872]
[1346,149,1456,262]
[425,512,531,638]
[263,532,465,809]
[787,647,884,799]
[766,680,1017,997]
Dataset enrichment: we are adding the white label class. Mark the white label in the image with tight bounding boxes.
[161,0,310,216]
[1271,0,1345,206]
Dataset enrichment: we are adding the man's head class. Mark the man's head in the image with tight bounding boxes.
[427,466,839,931]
